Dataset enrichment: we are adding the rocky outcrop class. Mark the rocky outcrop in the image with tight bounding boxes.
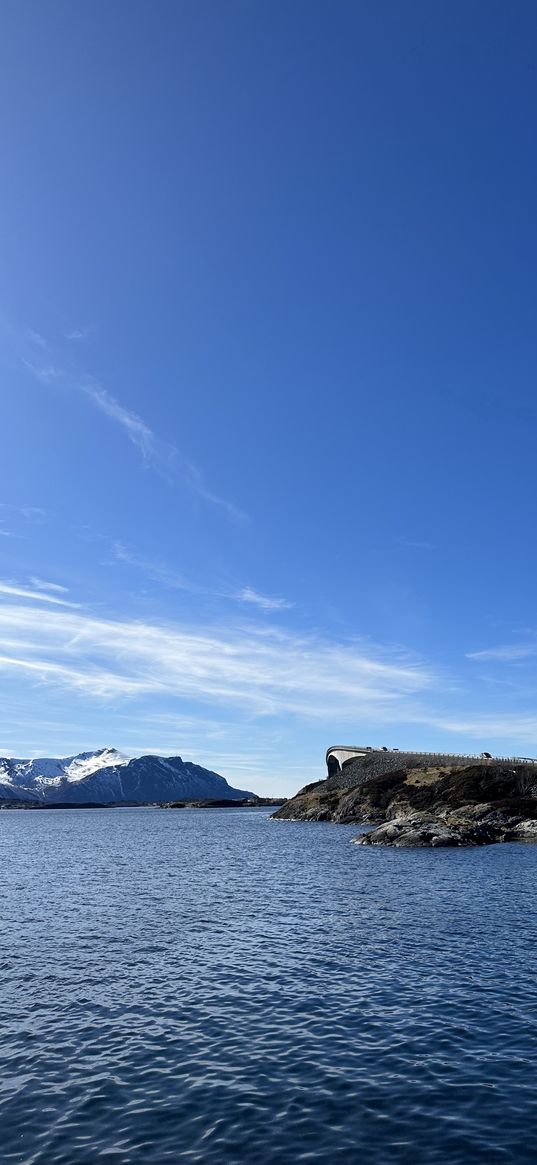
[272,763,537,847]
[356,805,537,847]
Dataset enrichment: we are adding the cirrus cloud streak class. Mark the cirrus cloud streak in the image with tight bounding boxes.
[0,598,434,717]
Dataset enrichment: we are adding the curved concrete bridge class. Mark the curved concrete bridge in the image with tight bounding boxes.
[325,744,537,779]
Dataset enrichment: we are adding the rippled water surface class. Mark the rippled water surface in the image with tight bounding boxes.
[2,807,537,1163]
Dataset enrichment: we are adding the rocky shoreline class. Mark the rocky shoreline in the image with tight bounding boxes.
[272,760,537,847]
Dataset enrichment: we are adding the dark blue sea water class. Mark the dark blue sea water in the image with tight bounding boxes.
[1,807,537,1164]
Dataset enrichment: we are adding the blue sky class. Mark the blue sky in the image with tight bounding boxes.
[2,1,537,795]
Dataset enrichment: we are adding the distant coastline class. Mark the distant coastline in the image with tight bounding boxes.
[0,796,285,812]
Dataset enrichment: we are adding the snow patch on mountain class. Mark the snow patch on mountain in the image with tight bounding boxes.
[1,748,128,790]
[0,749,254,804]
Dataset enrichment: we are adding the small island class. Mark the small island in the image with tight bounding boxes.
[272,746,537,847]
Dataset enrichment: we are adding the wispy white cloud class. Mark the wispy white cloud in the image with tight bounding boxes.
[0,652,144,696]
[184,463,247,524]
[29,577,69,594]
[22,349,245,520]
[466,643,537,662]
[430,713,537,749]
[0,597,434,715]
[25,361,165,469]
[0,504,47,520]
[65,326,91,342]
[0,504,47,540]
[113,542,290,610]
[80,379,170,469]
[395,536,436,550]
[23,359,64,383]
[25,328,47,349]
[235,587,293,611]
[0,583,79,608]
[0,503,46,538]
[113,543,195,592]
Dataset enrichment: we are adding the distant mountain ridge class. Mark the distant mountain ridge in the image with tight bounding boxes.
[0,748,255,804]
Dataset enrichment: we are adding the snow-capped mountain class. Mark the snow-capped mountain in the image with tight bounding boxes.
[0,749,255,804]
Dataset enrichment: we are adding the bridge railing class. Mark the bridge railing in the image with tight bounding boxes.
[329,747,537,767]
[390,750,537,765]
